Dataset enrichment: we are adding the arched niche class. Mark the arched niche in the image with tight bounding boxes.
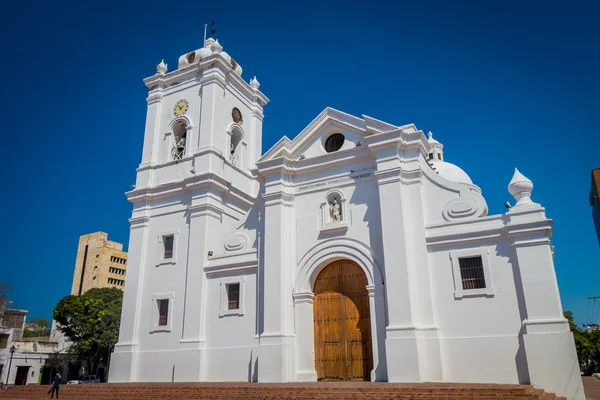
[226,123,247,168]
[320,189,347,227]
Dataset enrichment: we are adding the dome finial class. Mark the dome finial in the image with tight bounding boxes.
[508,168,535,207]
[156,59,168,75]
[250,76,260,89]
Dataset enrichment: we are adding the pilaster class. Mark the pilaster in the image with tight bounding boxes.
[109,214,150,382]
[368,129,439,382]
[175,197,223,382]
[258,168,295,382]
[507,204,585,400]
[293,292,317,382]
[140,77,165,167]
[366,285,388,381]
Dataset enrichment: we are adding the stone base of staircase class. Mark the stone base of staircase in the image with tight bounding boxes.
[0,382,566,400]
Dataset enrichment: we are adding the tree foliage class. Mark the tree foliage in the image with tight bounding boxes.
[565,310,600,374]
[23,317,51,337]
[53,287,123,373]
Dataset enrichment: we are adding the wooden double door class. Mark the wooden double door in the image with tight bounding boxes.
[313,260,373,381]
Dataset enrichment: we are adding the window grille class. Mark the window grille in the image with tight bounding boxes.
[324,133,345,153]
[158,299,169,326]
[459,256,486,290]
[227,283,240,310]
[163,235,174,259]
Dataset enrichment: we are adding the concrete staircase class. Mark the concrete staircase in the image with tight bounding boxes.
[0,382,567,400]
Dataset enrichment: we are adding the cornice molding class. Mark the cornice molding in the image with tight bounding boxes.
[127,171,255,207]
[263,191,295,207]
[144,54,269,108]
[188,203,223,221]
[129,216,150,229]
[205,249,258,275]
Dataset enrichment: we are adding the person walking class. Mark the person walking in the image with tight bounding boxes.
[48,373,61,399]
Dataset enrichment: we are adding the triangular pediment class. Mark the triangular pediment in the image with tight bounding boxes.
[259,107,403,162]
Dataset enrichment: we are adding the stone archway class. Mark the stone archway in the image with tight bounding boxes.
[313,260,373,381]
[292,238,387,382]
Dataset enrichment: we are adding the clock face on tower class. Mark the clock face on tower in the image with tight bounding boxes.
[174,99,189,116]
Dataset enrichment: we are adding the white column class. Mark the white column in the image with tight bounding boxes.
[293,292,317,382]
[141,86,164,166]
[373,154,422,382]
[109,214,149,382]
[176,198,220,382]
[258,172,295,382]
[508,205,585,400]
[366,285,388,381]
[367,129,440,382]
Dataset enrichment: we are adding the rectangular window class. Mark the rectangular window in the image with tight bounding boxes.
[157,299,169,326]
[227,283,240,310]
[459,256,486,290]
[0,334,9,349]
[428,153,433,160]
[163,235,174,259]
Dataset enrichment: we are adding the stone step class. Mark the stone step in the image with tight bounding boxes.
[0,382,566,400]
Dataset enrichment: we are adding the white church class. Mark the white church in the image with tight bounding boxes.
[108,38,584,400]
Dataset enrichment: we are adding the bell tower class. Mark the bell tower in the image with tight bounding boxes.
[110,38,268,383]
[134,38,269,196]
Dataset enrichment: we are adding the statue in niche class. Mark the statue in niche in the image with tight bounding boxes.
[329,198,341,222]
[232,107,243,124]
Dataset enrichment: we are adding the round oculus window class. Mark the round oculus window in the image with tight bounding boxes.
[324,133,345,153]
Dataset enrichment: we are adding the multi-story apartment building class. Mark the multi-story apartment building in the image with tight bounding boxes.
[71,232,128,295]
[591,169,600,246]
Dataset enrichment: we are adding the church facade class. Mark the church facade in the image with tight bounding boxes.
[108,39,584,400]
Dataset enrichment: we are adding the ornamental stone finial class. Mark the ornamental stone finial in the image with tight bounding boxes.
[428,131,433,140]
[250,76,260,89]
[204,37,216,48]
[156,59,168,75]
[508,168,534,207]
[211,39,223,54]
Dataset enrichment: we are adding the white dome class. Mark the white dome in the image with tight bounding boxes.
[431,161,473,185]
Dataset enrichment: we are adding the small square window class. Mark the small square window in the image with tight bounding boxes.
[428,153,434,160]
[450,248,494,299]
[227,283,240,310]
[163,235,174,259]
[157,299,169,326]
[458,256,486,290]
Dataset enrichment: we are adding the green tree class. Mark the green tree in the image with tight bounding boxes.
[53,287,123,374]
[23,317,51,338]
[565,310,600,373]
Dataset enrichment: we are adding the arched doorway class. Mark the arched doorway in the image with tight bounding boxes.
[313,260,373,381]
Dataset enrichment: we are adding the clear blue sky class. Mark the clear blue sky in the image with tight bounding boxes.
[1,0,598,326]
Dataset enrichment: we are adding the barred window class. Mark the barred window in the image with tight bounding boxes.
[459,256,486,290]
[163,235,174,259]
[227,283,240,310]
[158,299,169,326]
